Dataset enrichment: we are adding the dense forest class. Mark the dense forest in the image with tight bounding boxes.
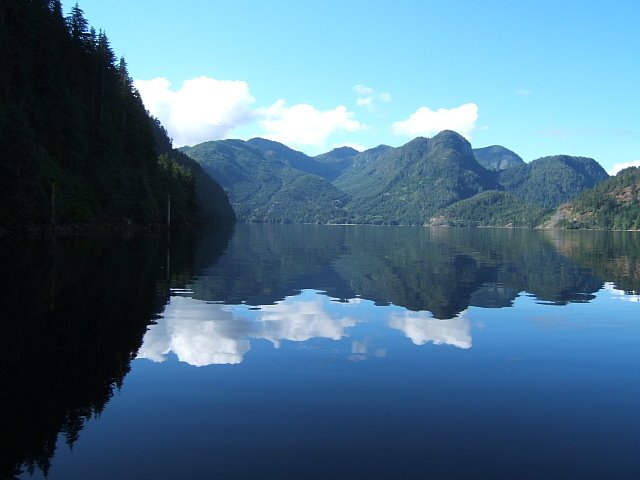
[0,1,233,233]
[498,155,609,208]
[181,140,350,223]
[547,167,640,230]
[181,131,620,227]
[431,190,551,228]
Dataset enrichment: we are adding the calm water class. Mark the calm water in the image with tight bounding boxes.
[3,225,640,479]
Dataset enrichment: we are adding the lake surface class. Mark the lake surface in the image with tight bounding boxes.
[3,225,640,479]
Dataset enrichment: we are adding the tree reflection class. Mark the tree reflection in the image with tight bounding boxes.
[0,228,231,478]
[185,225,625,319]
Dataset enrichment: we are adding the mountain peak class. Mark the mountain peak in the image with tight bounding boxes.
[473,145,524,171]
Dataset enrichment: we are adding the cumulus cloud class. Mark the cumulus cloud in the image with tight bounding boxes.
[609,160,640,176]
[392,103,479,139]
[353,84,392,111]
[389,310,472,349]
[257,99,364,148]
[134,76,255,147]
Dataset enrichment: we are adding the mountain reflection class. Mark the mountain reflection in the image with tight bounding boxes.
[183,224,638,318]
[4,225,639,477]
[135,225,640,368]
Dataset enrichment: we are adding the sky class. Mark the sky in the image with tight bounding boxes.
[65,0,640,173]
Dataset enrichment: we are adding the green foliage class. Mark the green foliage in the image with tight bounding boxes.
[433,190,551,227]
[312,146,360,180]
[150,118,235,224]
[473,145,524,171]
[498,155,609,208]
[556,167,640,230]
[0,1,232,231]
[181,140,349,223]
[335,131,500,224]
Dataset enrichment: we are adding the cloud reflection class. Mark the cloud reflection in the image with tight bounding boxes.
[138,292,476,368]
[257,299,356,347]
[138,292,357,366]
[138,297,252,366]
[389,311,472,349]
[604,282,640,302]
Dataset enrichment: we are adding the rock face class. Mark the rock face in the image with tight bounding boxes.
[473,145,525,171]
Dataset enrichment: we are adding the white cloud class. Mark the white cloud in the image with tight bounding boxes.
[515,88,533,96]
[356,96,374,108]
[134,76,255,147]
[392,103,479,139]
[389,310,472,349]
[354,84,374,96]
[609,160,640,176]
[257,99,364,148]
[353,84,392,111]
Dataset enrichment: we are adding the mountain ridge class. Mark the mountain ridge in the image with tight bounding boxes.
[180,131,622,228]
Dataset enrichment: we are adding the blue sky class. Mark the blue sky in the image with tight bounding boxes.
[67,0,639,173]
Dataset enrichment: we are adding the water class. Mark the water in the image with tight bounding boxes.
[3,225,639,479]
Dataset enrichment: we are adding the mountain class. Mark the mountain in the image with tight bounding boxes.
[334,131,500,224]
[151,120,235,225]
[180,140,350,223]
[181,131,613,228]
[498,155,609,208]
[543,167,640,230]
[473,145,525,171]
[431,190,551,228]
[246,137,324,177]
[313,146,360,180]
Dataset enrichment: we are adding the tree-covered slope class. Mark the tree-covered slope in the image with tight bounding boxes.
[181,140,349,223]
[313,146,360,181]
[151,119,235,225]
[335,131,500,224]
[544,167,640,230]
[0,1,231,232]
[431,190,551,228]
[473,145,524,171]
[499,155,609,208]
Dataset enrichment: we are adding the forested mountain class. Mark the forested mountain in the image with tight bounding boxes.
[473,145,524,171]
[182,131,619,227]
[334,130,500,224]
[498,155,609,208]
[150,120,235,224]
[313,146,360,180]
[432,190,551,228]
[543,167,640,230]
[180,140,349,223]
[246,137,329,178]
[0,1,232,233]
